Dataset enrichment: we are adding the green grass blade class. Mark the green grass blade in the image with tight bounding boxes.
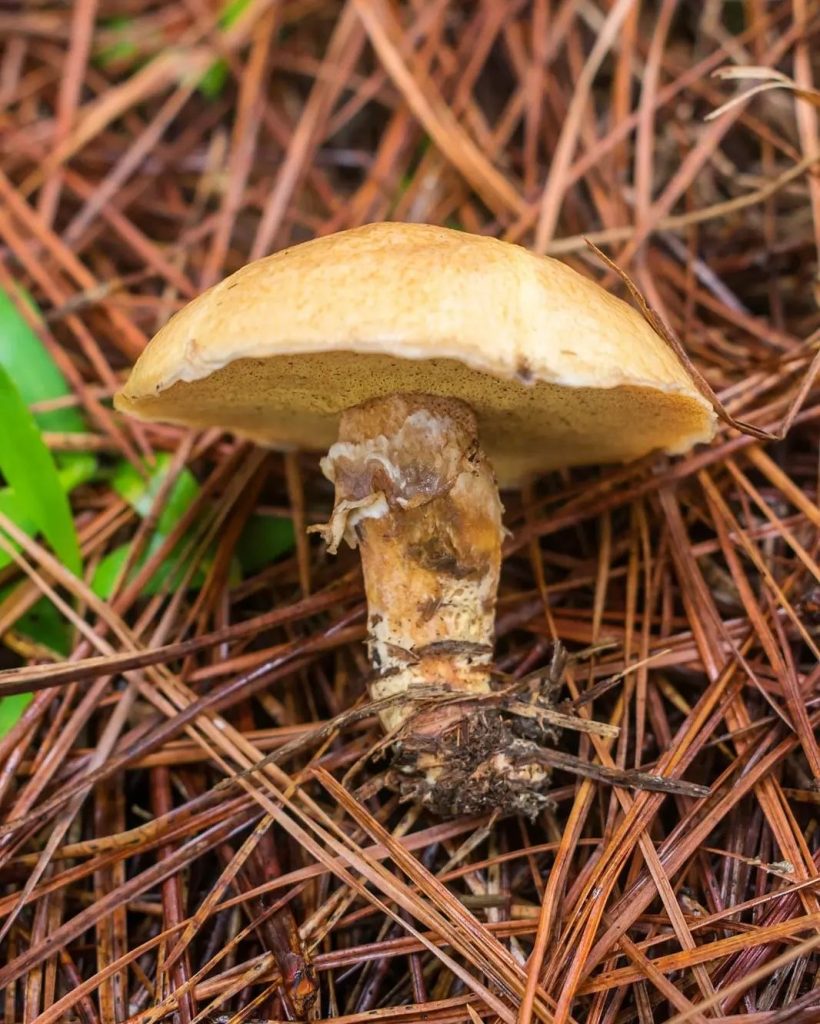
[0,287,85,435]
[0,366,81,575]
[0,694,32,736]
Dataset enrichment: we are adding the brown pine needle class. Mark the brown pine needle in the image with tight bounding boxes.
[0,4,818,1022]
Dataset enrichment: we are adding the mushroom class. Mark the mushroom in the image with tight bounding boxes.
[115,222,715,817]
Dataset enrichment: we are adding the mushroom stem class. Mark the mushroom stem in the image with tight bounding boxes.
[318,393,502,724]
[315,394,549,817]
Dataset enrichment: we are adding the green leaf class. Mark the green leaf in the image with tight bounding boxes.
[0,288,90,734]
[92,535,207,599]
[0,593,72,737]
[198,0,253,98]
[111,453,199,534]
[0,488,36,547]
[14,597,72,656]
[0,457,97,573]
[95,16,139,69]
[57,453,98,492]
[98,455,203,599]
[0,366,81,575]
[198,60,229,99]
[0,286,98,493]
[218,0,253,28]
[235,513,295,574]
[0,694,31,736]
[0,287,85,435]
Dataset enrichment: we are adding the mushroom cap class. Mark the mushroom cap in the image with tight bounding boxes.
[115,222,715,484]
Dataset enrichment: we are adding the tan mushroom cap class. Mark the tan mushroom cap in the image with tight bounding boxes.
[115,222,715,484]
